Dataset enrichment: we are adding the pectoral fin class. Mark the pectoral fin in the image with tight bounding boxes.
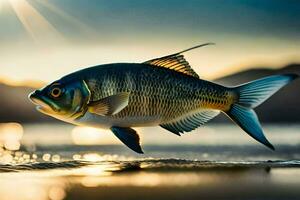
[88,92,130,116]
[110,126,144,154]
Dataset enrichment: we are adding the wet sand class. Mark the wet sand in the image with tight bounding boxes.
[0,159,299,200]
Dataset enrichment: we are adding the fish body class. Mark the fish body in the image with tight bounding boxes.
[62,63,235,128]
[29,44,299,153]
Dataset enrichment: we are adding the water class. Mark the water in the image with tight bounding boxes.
[0,123,299,200]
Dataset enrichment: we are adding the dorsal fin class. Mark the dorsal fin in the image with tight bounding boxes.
[143,43,215,78]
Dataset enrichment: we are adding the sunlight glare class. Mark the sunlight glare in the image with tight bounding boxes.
[8,0,63,45]
[0,0,12,13]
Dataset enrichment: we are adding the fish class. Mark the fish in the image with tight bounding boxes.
[29,43,299,153]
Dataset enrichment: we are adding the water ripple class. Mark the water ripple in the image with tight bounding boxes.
[0,159,299,173]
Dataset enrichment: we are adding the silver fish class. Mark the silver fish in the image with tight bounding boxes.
[29,43,299,153]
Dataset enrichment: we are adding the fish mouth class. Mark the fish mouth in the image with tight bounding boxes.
[28,91,57,114]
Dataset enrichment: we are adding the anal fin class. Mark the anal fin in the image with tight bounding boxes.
[160,110,220,135]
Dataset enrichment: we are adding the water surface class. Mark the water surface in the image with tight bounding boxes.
[0,124,299,200]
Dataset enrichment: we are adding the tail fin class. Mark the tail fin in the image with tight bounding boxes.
[226,74,299,150]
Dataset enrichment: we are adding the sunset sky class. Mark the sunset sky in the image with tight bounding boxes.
[0,0,299,84]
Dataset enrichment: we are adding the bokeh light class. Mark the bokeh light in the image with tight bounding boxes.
[0,123,23,151]
[71,126,117,145]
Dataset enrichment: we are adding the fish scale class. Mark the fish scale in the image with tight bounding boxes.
[83,63,232,122]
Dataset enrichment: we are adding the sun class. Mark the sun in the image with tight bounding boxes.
[0,0,6,10]
[0,0,20,8]
[1,0,61,44]
[0,0,92,45]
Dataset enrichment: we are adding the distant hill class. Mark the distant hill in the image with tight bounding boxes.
[213,64,300,123]
[0,64,299,123]
[0,83,58,123]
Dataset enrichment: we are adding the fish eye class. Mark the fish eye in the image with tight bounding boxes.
[50,87,62,98]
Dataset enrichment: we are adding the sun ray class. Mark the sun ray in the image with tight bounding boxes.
[8,0,64,45]
[34,0,95,36]
[0,0,8,13]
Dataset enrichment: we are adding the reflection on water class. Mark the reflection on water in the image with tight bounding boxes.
[0,123,298,199]
[0,158,299,200]
[0,173,67,200]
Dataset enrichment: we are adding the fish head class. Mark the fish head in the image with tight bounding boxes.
[29,79,91,121]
